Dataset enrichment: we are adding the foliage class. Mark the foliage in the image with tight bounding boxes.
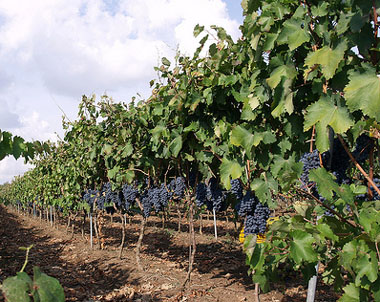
[0,245,65,302]
[0,0,379,299]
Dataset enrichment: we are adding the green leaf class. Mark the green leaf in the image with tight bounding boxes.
[193,24,205,37]
[169,136,182,158]
[355,251,378,285]
[230,125,254,153]
[338,283,360,302]
[1,273,32,302]
[309,168,340,200]
[304,96,353,134]
[289,230,318,264]
[304,96,353,152]
[102,144,113,155]
[220,158,244,189]
[316,223,338,242]
[161,57,171,67]
[107,166,120,180]
[121,143,133,158]
[278,18,310,51]
[12,136,25,160]
[344,68,380,120]
[267,65,297,89]
[271,155,302,191]
[304,41,347,80]
[311,2,329,16]
[33,267,65,302]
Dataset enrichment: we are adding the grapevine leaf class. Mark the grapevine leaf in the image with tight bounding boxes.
[315,122,329,153]
[316,223,338,242]
[220,158,244,189]
[102,144,113,155]
[355,251,379,285]
[271,155,302,191]
[250,174,278,208]
[1,273,32,302]
[344,69,380,120]
[277,18,310,51]
[266,65,297,89]
[193,24,204,37]
[243,234,257,261]
[289,230,318,264]
[309,168,339,200]
[358,207,380,241]
[338,283,360,302]
[304,41,347,80]
[169,136,182,158]
[304,97,353,152]
[311,2,329,17]
[230,125,254,153]
[340,241,357,270]
[304,96,353,134]
[12,136,25,160]
[33,266,65,302]
[161,57,170,67]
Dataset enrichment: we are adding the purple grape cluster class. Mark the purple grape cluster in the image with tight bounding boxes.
[122,184,138,210]
[168,177,186,199]
[83,189,97,207]
[195,183,207,207]
[230,179,243,200]
[299,150,321,186]
[369,178,380,200]
[194,179,226,211]
[353,134,373,164]
[244,202,270,235]
[236,190,258,217]
[140,189,153,218]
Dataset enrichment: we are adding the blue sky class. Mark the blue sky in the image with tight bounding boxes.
[225,0,244,24]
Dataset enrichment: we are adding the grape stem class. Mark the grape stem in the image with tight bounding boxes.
[337,135,380,196]
[376,241,380,265]
[310,125,316,153]
[368,145,374,199]
[297,188,358,229]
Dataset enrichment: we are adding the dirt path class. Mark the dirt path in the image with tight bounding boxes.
[0,205,337,301]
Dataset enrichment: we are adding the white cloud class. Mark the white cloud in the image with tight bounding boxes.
[0,156,33,184]
[0,0,241,184]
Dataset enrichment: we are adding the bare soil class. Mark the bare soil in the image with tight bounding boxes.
[0,205,339,301]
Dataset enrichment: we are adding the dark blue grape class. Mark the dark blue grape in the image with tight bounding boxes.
[230,179,243,200]
[244,202,270,235]
[237,191,257,217]
[195,183,207,207]
[352,134,373,164]
[122,184,138,210]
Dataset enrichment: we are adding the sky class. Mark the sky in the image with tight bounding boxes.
[0,0,244,184]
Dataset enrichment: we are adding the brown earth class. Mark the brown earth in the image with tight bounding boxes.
[0,205,339,301]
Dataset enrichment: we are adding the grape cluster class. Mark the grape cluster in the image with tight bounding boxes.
[236,190,258,217]
[83,189,97,208]
[299,149,321,186]
[328,139,350,185]
[206,179,226,211]
[353,134,373,164]
[168,177,186,199]
[230,179,243,200]
[369,178,380,201]
[195,183,207,207]
[194,179,226,211]
[122,184,138,210]
[149,185,172,212]
[140,189,152,218]
[188,172,196,188]
[244,202,270,235]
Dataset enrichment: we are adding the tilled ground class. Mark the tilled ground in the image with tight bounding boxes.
[0,205,338,301]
